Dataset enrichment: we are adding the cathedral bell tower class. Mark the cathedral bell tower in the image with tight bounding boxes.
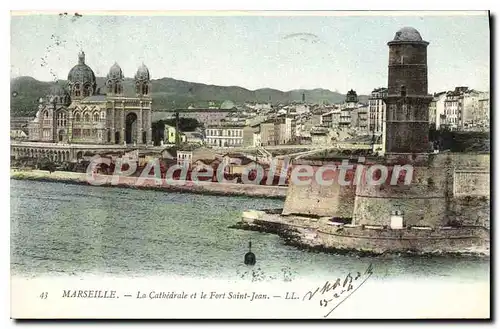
[106,62,124,96]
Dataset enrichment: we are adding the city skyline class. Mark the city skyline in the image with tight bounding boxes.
[11,12,489,95]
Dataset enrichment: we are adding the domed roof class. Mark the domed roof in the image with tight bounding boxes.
[220,100,236,110]
[393,27,423,42]
[67,51,96,86]
[135,63,150,81]
[108,62,124,80]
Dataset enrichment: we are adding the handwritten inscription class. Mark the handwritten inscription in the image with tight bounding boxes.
[303,263,374,318]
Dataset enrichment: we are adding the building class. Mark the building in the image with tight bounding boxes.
[269,27,490,257]
[183,131,204,145]
[10,130,28,140]
[152,108,239,126]
[368,88,387,134]
[310,127,330,145]
[242,126,256,147]
[477,92,490,128]
[338,89,359,128]
[275,116,296,145]
[385,27,432,153]
[442,89,462,130]
[27,51,153,145]
[253,131,262,147]
[320,109,340,128]
[462,89,481,128]
[164,124,177,144]
[430,87,489,131]
[259,122,277,146]
[205,124,244,148]
[177,151,193,167]
[429,92,446,130]
[351,104,369,132]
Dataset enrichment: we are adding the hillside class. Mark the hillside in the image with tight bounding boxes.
[10,76,369,117]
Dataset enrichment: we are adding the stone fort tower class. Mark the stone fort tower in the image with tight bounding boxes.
[385,27,432,153]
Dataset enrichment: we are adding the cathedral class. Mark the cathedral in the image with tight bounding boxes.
[28,51,153,145]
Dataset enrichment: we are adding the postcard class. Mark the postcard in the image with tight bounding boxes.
[10,10,490,319]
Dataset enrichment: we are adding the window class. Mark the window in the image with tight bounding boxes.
[57,112,67,126]
[93,112,99,122]
[43,111,50,125]
[75,113,81,122]
[84,113,90,122]
[83,85,91,97]
[101,111,105,119]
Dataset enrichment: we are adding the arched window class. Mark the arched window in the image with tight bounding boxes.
[83,85,91,97]
[93,112,99,122]
[57,112,67,126]
[84,113,90,122]
[74,84,80,97]
[75,113,81,122]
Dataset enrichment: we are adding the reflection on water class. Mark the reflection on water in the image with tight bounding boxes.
[11,180,489,283]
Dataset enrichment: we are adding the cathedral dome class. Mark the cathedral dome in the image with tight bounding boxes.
[108,62,124,80]
[67,51,96,87]
[393,27,423,42]
[135,63,150,81]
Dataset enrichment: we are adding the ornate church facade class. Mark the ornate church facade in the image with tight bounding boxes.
[28,51,153,145]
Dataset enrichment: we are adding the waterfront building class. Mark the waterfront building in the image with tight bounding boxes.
[27,51,153,145]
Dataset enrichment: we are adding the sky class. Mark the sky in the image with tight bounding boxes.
[10,11,490,94]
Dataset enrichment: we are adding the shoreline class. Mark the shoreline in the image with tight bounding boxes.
[10,169,287,199]
[231,212,490,258]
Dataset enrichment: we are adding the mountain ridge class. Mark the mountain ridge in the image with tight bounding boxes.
[10,76,370,117]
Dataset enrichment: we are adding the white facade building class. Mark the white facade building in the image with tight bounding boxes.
[368,88,387,134]
[205,124,244,148]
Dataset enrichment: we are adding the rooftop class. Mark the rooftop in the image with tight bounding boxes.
[389,27,429,45]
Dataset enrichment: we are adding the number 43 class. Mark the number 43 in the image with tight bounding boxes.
[40,292,48,299]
